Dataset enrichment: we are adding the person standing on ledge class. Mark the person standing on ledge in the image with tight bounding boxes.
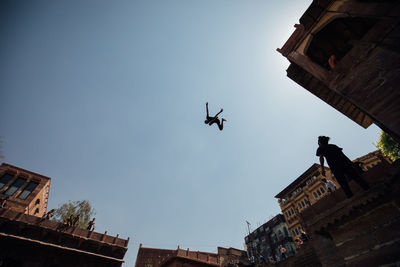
[317,136,370,198]
[204,102,226,131]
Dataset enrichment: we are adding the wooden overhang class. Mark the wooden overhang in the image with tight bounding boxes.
[277,0,374,129]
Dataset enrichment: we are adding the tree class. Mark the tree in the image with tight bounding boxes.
[376,131,400,161]
[54,200,96,229]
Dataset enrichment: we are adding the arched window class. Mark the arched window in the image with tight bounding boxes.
[313,192,318,199]
[306,17,378,69]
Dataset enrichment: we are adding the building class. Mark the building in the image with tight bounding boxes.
[244,214,295,263]
[0,207,129,267]
[275,151,387,240]
[135,245,249,267]
[135,246,179,267]
[298,157,399,266]
[275,164,335,240]
[0,163,129,266]
[0,163,51,218]
[217,247,249,267]
[353,150,389,171]
[277,0,400,143]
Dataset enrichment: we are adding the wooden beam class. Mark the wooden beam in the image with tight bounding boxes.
[287,51,329,84]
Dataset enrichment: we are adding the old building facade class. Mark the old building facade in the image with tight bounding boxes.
[278,0,400,143]
[275,164,335,240]
[244,214,295,263]
[299,158,399,266]
[0,207,129,267]
[0,163,129,266]
[275,150,387,241]
[135,245,249,267]
[0,163,51,218]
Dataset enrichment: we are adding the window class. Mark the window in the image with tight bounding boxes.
[18,181,38,200]
[313,192,318,199]
[34,208,39,214]
[0,173,13,189]
[35,199,40,205]
[295,228,299,235]
[298,203,301,209]
[4,178,26,196]
[305,17,378,70]
[291,208,294,214]
[283,227,288,236]
[317,190,321,196]
[278,230,283,238]
[320,187,325,194]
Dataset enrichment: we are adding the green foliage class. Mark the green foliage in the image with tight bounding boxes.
[376,131,400,161]
[54,200,95,229]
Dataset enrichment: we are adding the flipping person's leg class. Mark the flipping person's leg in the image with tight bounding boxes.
[216,119,223,131]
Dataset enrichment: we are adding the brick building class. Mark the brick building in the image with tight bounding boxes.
[277,0,400,143]
[353,150,388,171]
[0,163,129,266]
[135,245,249,267]
[275,164,335,240]
[244,214,295,263]
[274,151,387,241]
[0,208,129,267]
[0,163,51,218]
[251,160,397,267]
[299,157,400,266]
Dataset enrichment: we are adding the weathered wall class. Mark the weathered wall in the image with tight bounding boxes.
[0,234,123,267]
[279,1,400,142]
[300,161,400,267]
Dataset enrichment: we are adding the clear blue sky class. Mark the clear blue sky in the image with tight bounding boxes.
[0,1,380,266]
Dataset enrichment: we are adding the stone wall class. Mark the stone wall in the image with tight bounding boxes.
[0,208,128,267]
[300,160,400,267]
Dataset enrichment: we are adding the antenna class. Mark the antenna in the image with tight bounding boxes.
[246,221,251,235]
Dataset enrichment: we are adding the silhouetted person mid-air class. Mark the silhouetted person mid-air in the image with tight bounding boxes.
[204,102,226,131]
[317,136,370,198]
